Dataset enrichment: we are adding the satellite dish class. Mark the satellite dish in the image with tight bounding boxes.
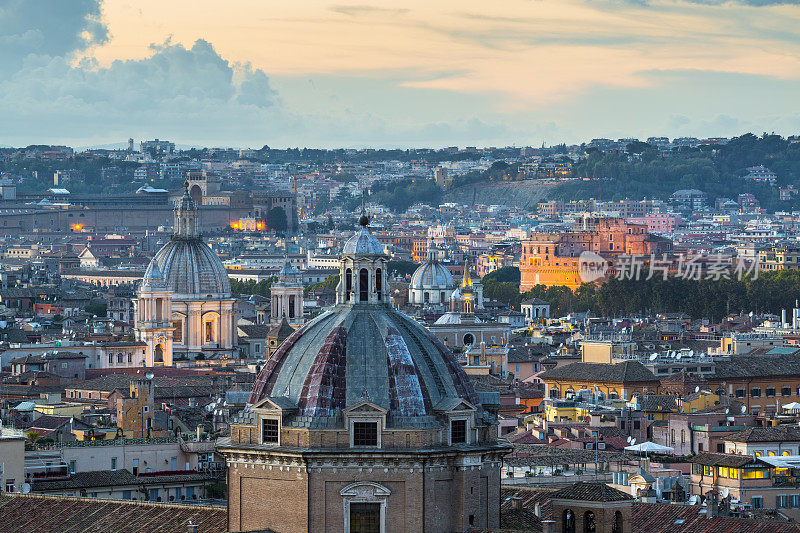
[725,408,729,414]
[631,438,636,445]
[627,436,632,443]
[21,483,30,494]
[676,352,682,360]
[649,353,658,361]
[722,488,729,499]
[688,495,697,505]
[688,350,694,357]
[741,405,747,414]
[145,371,154,380]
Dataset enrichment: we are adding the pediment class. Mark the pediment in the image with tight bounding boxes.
[344,401,388,415]
[252,395,296,412]
[434,397,477,413]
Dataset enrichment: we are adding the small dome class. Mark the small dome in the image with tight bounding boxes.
[342,227,385,256]
[153,239,231,296]
[410,261,454,291]
[434,312,481,325]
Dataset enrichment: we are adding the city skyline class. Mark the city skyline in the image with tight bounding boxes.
[2,1,800,148]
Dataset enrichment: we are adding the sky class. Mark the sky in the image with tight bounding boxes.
[1,0,800,148]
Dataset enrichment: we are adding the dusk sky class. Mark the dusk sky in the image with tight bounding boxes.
[2,0,800,148]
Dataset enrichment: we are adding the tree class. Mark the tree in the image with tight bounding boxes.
[85,302,107,317]
[388,260,419,277]
[266,207,288,234]
[483,266,520,285]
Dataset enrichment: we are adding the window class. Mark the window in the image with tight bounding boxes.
[350,503,380,533]
[671,429,675,444]
[742,469,769,479]
[563,509,576,533]
[766,387,776,398]
[69,460,76,474]
[681,430,686,444]
[117,354,124,363]
[108,354,113,364]
[751,387,761,398]
[783,386,792,397]
[122,490,132,500]
[451,419,467,444]
[345,268,352,296]
[359,268,369,302]
[735,388,746,398]
[353,422,378,446]
[205,321,213,343]
[789,494,800,508]
[262,418,279,444]
[172,320,182,343]
[5,479,14,493]
[132,459,139,476]
[127,354,132,363]
[633,420,640,430]
[777,495,789,509]
[111,457,117,471]
[751,496,764,509]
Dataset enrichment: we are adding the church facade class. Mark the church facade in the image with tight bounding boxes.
[134,184,237,365]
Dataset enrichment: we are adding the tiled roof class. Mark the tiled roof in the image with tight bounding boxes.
[0,494,227,532]
[714,355,800,379]
[630,502,800,533]
[724,426,800,443]
[690,452,759,468]
[539,361,657,383]
[549,482,633,502]
[633,393,678,412]
[32,469,213,491]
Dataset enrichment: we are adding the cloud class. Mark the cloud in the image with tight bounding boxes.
[0,0,107,75]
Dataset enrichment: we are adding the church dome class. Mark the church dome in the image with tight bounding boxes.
[153,239,231,296]
[342,215,384,255]
[248,304,479,425]
[149,182,231,297]
[410,260,454,291]
[249,219,480,427]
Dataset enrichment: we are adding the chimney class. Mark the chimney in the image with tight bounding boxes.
[542,519,555,533]
[534,502,541,517]
[782,309,787,328]
[187,522,198,533]
[709,493,718,519]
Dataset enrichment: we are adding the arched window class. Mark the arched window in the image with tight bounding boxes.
[376,268,382,301]
[584,510,596,533]
[424,292,430,303]
[463,333,475,346]
[359,269,369,302]
[563,509,575,533]
[345,268,352,297]
[612,511,623,533]
[154,344,164,363]
[288,295,295,318]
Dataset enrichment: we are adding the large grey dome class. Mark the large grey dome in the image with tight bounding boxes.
[249,304,479,425]
[410,260,455,291]
[153,238,231,296]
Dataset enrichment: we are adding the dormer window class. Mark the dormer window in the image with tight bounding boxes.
[451,419,467,444]
[353,422,378,446]
[261,418,279,445]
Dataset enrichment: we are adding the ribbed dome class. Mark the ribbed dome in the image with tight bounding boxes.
[342,227,384,256]
[410,261,454,290]
[248,304,479,425]
[153,238,231,296]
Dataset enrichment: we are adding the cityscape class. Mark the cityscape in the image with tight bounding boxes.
[4,1,800,533]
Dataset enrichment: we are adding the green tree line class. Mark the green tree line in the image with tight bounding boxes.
[482,267,800,321]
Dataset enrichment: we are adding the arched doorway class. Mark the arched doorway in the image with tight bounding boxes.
[612,511,623,533]
[584,510,596,533]
[189,184,202,203]
[359,269,368,302]
[563,509,575,533]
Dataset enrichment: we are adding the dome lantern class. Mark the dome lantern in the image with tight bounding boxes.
[337,214,388,305]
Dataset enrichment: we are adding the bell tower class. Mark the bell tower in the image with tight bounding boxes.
[135,258,173,366]
[270,259,305,327]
